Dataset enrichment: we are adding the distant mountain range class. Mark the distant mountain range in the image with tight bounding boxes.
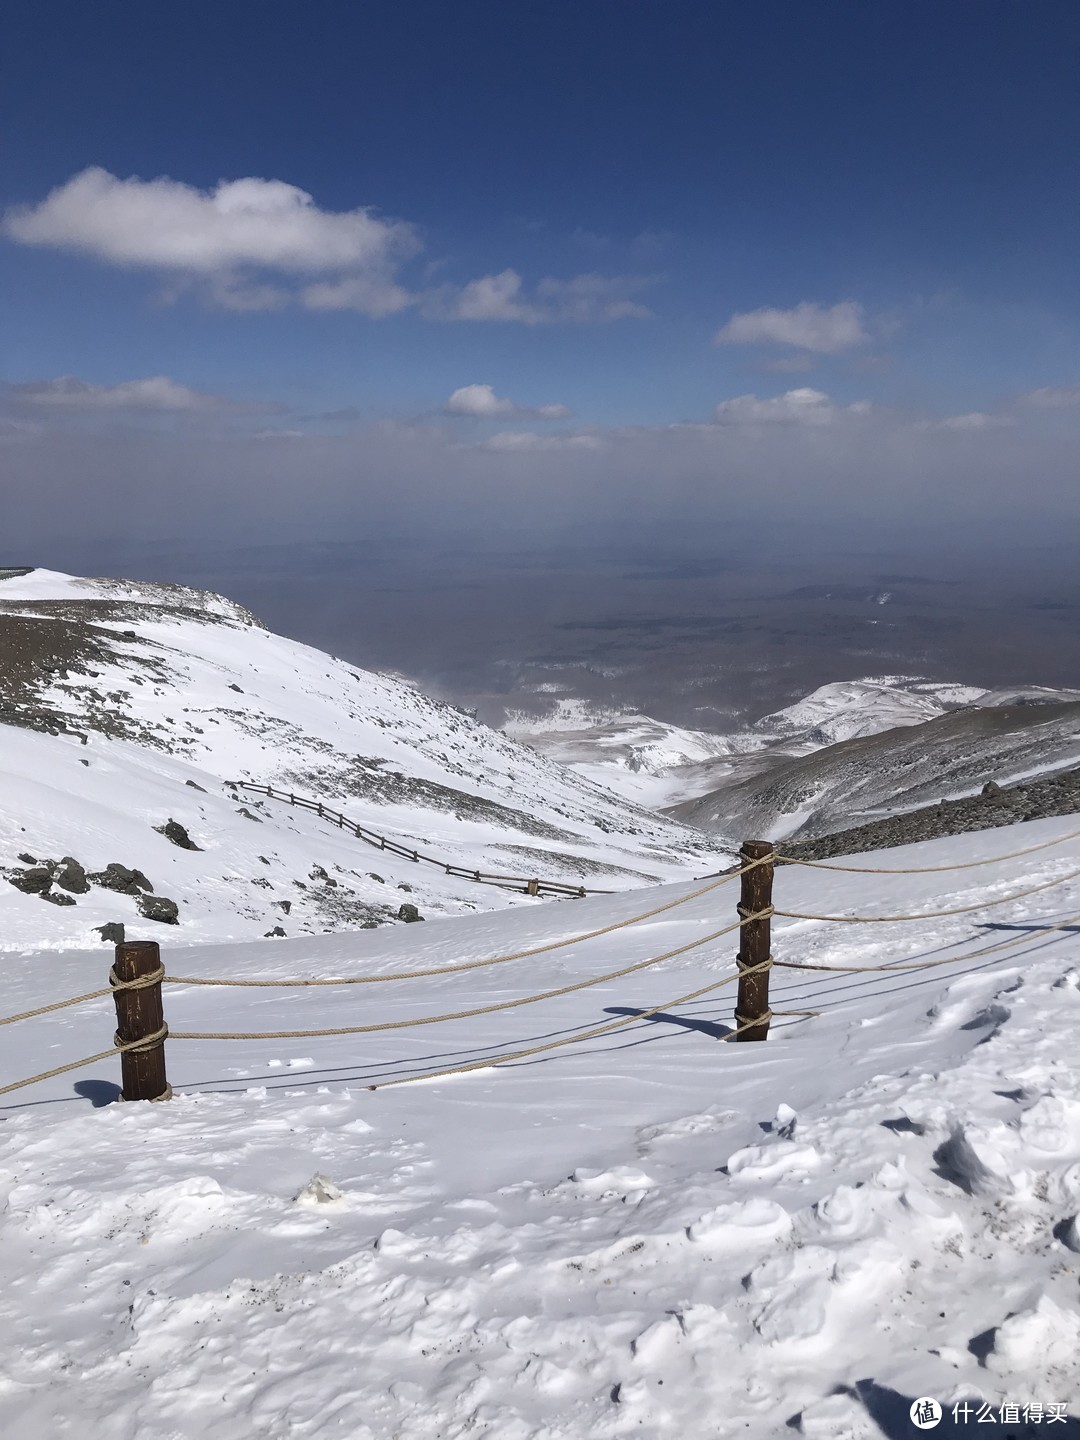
[507,676,1080,841]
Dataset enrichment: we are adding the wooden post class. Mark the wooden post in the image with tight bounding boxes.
[526,878,539,896]
[734,840,775,1042]
[111,940,170,1101]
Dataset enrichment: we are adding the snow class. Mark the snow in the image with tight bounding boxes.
[756,676,989,745]
[506,676,996,813]
[2,816,1079,1436]
[0,570,730,951]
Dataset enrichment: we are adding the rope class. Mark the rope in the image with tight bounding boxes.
[0,1025,169,1100]
[113,1023,168,1053]
[167,911,765,1041]
[734,1008,772,1028]
[367,956,776,1090]
[109,963,166,991]
[773,906,1080,974]
[0,988,111,1027]
[777,823,1080,875]
[774,867,1079,925]
[0,963,165,1027]
[165,856,771,989]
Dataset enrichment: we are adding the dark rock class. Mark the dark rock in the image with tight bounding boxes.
[90,863,154,895]
[42,890,76,906]
[136,894,179,924]
[368,873,385,883]
[228,683,244,693]
[397,882,413,893]
[94,922,126,944]
[982,780,1002,796]
[55,858,89,894]
[275,899,292,914]
[264,925,286,938]
[258,855,271,865]
[156,819,202,851]
[310,865,329,881]
[185,780,207,792]
[397,903,424,923]
[8,867,53,895]
[237,807,262,822]
[17,852,37,865]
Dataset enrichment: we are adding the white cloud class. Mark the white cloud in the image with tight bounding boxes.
[4,167,417,275]
[4,170,652,325]
[481,430,605,452]
[300,275,413,317]
[445,384,517,417]
[715,300,867,353]
[1020,385,1080,408]
[444,384,572,419]
[427,269,651,324]
[712,387,844,426]
[915,411,1014,432]
[10,375,228,412]
[4,168,418,318]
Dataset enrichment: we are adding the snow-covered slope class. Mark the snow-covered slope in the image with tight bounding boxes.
[754,675,989,745]
[505,706,747,808]
[1,815,1079,1435]
[672,701,1080,842]
[507,676,996,811]
[0,570,729,948]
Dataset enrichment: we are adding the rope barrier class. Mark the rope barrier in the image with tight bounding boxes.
[167,912,762,1041]
[773,867,1079,925]
[4,817,1078,1099]
[777,823,1080,875]
[165,855,772,989]
[366,956,775,1090]
[0,964,171,1099]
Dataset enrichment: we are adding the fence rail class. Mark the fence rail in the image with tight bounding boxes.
[227,780,609,897]
[2,825,1078,1102]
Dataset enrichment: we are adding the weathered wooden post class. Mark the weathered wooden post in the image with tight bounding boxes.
[111,940,171,1101]
[734,840,775,1042]
[526,878,539,896]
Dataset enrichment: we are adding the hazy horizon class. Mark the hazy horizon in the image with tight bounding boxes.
[4,3,1078,728]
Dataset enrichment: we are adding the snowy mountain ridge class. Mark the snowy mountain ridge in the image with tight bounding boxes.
[0,569,730,949]
[505,674,1024,811]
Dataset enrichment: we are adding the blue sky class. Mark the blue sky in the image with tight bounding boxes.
[3,1,1080,549]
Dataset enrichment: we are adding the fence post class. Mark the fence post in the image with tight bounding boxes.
[734,840,775,1042]
[526,878,539,896]
[111,940,171,1101]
